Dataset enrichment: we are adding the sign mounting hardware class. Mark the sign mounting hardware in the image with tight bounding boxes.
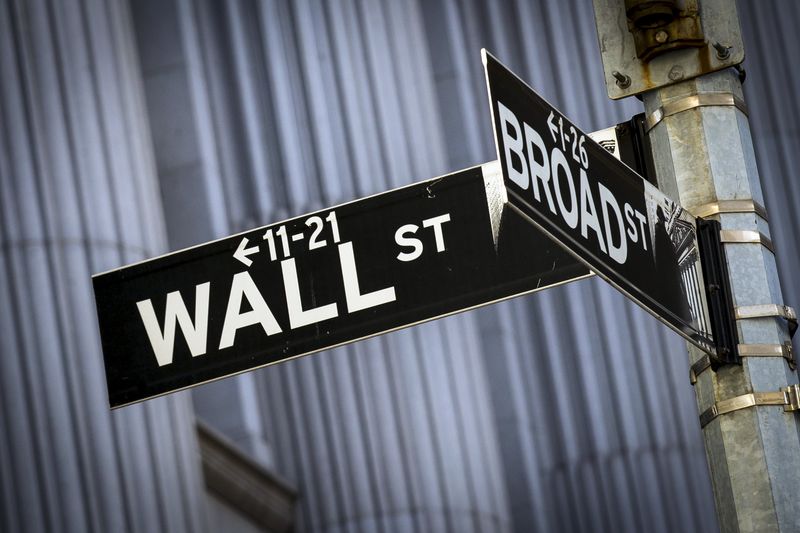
[592,0,745,99]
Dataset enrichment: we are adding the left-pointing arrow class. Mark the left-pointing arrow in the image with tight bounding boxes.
[233,237,259,267]
[547,110,558,143]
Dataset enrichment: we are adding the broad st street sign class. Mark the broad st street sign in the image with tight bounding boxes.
[482,50,717,355]
[94,163,590,407]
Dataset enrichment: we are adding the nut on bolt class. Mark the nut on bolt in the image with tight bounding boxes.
[713,41,731,60]
[655,30,669,43]
[612,70,631,89]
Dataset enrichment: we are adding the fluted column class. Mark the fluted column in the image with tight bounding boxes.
[0,0,206,531]
[129,0,276,468]
[129,0,513,531]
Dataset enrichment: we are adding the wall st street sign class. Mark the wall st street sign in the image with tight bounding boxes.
[94,163,590,407]
[482,49,717,355]
[93,49,722,408]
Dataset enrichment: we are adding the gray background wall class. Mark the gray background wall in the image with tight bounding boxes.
[1,1,798,532]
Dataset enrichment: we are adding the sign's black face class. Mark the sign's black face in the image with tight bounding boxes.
[482,50,716,355]
[94,164,589,407]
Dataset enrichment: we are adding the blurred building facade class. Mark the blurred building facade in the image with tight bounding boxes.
[1,1,798,532]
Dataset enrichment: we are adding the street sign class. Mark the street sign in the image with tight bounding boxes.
[94,163,590,408]
[482,49,716,355]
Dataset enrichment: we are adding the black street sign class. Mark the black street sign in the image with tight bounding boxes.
[94,163,589,408]
[482,50,716,355]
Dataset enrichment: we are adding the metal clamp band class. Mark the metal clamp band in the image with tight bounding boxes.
[690,199,768,221]
[646,93,748,132]
[690,354,712,385]
[719,230,774,253]
[738,342,794,368]
[737,304,798,338]
[735,304,796,322]
[699,385,800,428]
[691,341,796,384]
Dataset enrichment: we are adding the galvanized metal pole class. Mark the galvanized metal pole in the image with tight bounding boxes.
[643,67,800,531]
[593,2,800,531]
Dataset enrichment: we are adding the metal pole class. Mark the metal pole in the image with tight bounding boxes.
[593,1,800,528]
[642,46,800,533]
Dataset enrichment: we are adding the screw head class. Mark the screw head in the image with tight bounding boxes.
[655,30,669,44]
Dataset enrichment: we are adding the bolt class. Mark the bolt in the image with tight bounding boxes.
[612,70,631,89]
[713,41,731,60]
[668,65,684,81]
[655,30,669,44]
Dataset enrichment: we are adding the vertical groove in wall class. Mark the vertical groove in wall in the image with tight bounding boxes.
[58,0,123,527]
